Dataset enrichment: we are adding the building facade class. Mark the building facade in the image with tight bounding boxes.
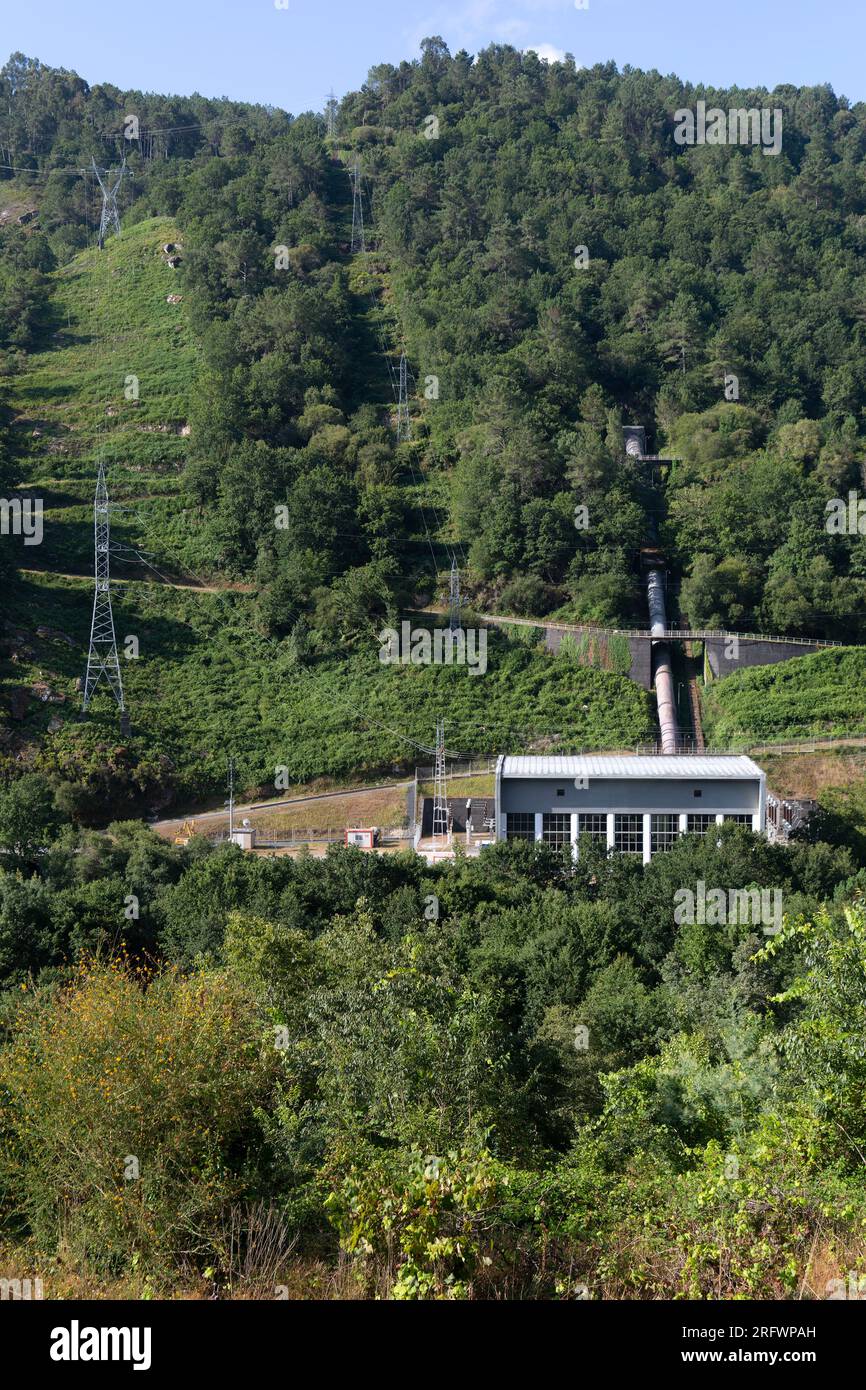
[494,754,766,865]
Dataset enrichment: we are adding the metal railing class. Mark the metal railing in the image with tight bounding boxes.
[482,612,842,647]
[639,731,866,755]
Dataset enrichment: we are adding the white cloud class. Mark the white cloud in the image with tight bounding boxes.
[498,17,531,38]
[523,42,567,63]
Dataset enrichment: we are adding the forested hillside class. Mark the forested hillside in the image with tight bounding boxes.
[5,45,866,640]
[341,42,866,635]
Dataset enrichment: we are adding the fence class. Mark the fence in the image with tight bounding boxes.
[638,731,866,756]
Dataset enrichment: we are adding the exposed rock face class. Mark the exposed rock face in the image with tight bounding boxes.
[31,682,66,704]
[8,688,30,720]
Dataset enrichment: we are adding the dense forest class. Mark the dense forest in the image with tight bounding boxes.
[2,45,866,1300]
[4,45,866,638]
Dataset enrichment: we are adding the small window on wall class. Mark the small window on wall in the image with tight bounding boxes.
[693,789,703,798]
[506,812,535,842]
[615,813,643,854]
[556,788,565,797]
[687,814,715,836]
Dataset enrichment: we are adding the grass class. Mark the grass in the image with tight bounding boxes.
[701,647,866,746]
[755,748,866,799]
[10,216,195,478]
[557,630,633,676]
[1,574,655,812]
[155,785,411,839]
[416,774,494,799]
[6,216,218,593]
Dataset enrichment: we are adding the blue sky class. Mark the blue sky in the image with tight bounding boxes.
[5,0,864,113]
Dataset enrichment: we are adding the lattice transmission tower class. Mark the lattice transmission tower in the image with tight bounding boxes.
[432,718,449,841]
[325,89,338,138]
[350,157,366,252]
[91,156,128,249]
[82,461,125,717]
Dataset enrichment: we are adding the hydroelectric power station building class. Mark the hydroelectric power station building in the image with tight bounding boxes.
[494,754,766,864]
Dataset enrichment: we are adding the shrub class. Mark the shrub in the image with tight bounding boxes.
[0,959,281,1282]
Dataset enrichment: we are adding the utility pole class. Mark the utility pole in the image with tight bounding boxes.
[226,757,235,838]
[82,461,125,722]
[448,556,461,632]
[432,718,449,843]
[91,155,127,249]
[396,350,410,440]
[350,156,365,253]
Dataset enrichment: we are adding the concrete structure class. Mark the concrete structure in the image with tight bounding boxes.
[542,624,653,687]
[704,636,828,680]
[479,615,837,691]
[623,425,647,457]
[495,754,766,864]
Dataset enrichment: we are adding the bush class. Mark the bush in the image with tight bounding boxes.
[0,959,281,1282]
[499,575,556,617]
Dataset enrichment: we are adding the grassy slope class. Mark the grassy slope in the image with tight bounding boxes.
[12,215,195,476]
[702,647,866,745]
[9,216,207,581]
[1,216,656,811]
[2,572,654,807]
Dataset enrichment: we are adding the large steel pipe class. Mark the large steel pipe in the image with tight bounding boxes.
[647,567,679,753]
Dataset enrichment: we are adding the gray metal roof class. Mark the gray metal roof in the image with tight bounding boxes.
[499,755,764,780]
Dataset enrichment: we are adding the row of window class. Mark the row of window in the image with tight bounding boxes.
[506,812,753,851]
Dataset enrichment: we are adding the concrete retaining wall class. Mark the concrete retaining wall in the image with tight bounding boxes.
[705,637,826,681]
[541,625,653,689]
